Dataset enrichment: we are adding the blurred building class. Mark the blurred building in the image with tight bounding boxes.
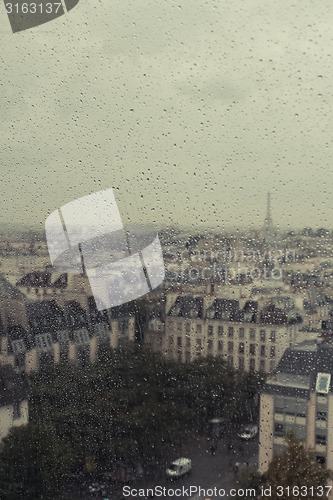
[144,292,300,373]
[259,339,333,473]
[0,272,135,373]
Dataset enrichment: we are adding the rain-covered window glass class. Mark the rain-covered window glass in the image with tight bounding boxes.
[2,0,333,495]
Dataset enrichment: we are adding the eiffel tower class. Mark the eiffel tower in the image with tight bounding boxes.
[263,192,273,233]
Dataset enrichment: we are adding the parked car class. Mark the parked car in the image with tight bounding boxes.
[166,458,192,479]
[238,424,258,440]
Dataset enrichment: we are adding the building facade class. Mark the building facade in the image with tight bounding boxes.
[259,340,333,473]
[145,293,298,372]
[0,274,135,373]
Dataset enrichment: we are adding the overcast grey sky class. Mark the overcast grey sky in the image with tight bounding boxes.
[1,0,333,232]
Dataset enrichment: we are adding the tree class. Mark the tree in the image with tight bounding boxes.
[0,422,74,499]
[259,435,332,500]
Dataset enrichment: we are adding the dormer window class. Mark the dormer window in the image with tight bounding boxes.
[35,333,53,352]
[74,330,90,344]
[12,339,26,354]
[206,308,215,319]
[316,373,331,394]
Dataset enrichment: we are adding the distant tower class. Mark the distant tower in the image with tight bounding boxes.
[263,192,273,233]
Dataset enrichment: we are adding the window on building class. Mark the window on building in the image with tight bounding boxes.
[13,402,21,420]
[12,339,26,355]
[73,330,90,344]
[77,345,90,368]
[177,351,182,362]
[270,360,275,371]
[196,324,202,334]
[249,344,255,355]
[316,411,328,421]
[177,336,182,346]
[249,358,255,372]
[218,340,223,352]
[274,423,284,437]
[260,345,266,357]
[35,333,53,351]
[208,325,213,336]
[177,322,182,331]
[270,331,276,342]
[228,341,233,353]
[239,327,244,338]
[239,342,244,353]
[186,337,191,348]
[239,357,244,370]
[59,343,69,363]
[208,339,213,350]
[118,319,129,334]
[218,326,224,335]
[275,396,307,416]
[15,354,25,371]
[250,328,255,340]
[57,330,69,343]
[228,327,234,338]
[270,346,276,357]
[228,355,233,366]
[185,351,191,362]
[316,456,326,466]
[260,360,265,372]
[315,434,327,446]
[186,323,190,333]
[260,330,266,342]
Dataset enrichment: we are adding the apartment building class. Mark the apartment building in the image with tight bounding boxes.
[0,273,135,373]
[0,298,135,373]
[259,340,333,473]
[145,293,298,372]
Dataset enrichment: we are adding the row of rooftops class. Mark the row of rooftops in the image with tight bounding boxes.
[1,298,134,343]
[167,296,303,325]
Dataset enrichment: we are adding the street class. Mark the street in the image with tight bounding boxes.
[70,433,258,499]
[118,434,258,500]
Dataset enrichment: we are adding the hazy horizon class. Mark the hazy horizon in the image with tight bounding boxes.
[1,0,333,231]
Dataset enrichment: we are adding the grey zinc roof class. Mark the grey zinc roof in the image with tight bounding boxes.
[264,342,333,396]
[168,296,203,318]
[276,348,316,376]
[206,298,243,321]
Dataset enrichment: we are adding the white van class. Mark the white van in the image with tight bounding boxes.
[238,424,258,440]
[166,458,192,479]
